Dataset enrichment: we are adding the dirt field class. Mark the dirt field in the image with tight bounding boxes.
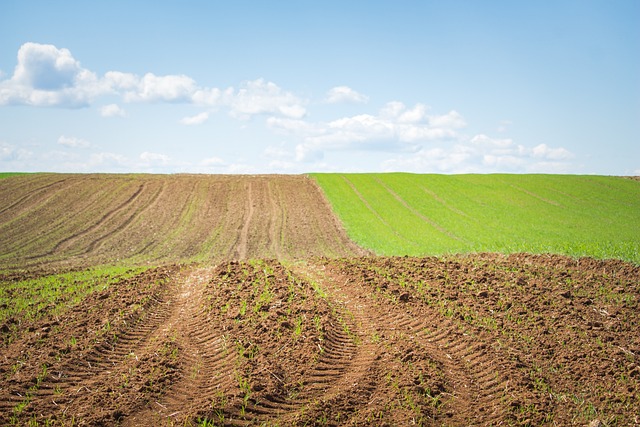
[1,175,638,426]
[0,174,364,270]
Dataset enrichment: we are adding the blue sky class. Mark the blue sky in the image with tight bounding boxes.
[1,0,638,174]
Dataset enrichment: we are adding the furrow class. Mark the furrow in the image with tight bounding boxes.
[50,183,146,255]
[34,286,174,405]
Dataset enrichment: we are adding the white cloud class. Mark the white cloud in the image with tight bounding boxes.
[382,135,574,173]
[266,117,322,135]
[201,156,225,166]
[180,111,209,125]
[471,134,513,148]
[381,102,427,123]
[192,87,226,106]
[0,42,103,107]
[429,110,466,129]
[229,79,306,119]
[123,73,197,103]
[382,146,475,173]
[88,152,130,170]
[0,142,15,160]
[139,151,170,165]
[0,142,32,161]
[13,43,80,90]
[100,103,126,117]
[325,86,369,104]
[0,44,308,121]
[532,143,573,160]
[269,102,464,162]
[58,135,90,148]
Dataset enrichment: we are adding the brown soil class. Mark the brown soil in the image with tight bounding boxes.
[1,256,638,426]
[0,174,365,270]
[1,175,638,426]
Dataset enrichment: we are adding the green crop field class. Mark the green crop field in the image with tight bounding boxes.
[0,172,28,180]
[311,173,640,263]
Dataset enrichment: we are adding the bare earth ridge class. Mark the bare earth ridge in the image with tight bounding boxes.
[0,174,638,426]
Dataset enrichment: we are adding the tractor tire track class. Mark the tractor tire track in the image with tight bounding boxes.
[0,267,179,422]
[0,178,90,257]
[0,176,73,218]
[237,311,366,425]
[85,181,166,255]
[234,181,254,261]
[123,267,241,426]
[267,180,284,260]
[31,280,175,411]
[323,259,533,426]
[238,264,380,425]
[49,183,146,256]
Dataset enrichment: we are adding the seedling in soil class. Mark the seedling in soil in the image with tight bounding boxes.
[239,300,247,317]
[236,372,252,416]
[293,315,304,339]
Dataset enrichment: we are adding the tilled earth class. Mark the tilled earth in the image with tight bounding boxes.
[1,254,638,426]
[0,174,364,270]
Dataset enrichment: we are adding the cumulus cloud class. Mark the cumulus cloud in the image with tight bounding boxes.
[229,79,306,119]
[381,135,574,173]
[0,142,32,161]
[58,135,90,148]
[268,102,465,163]
[325,86,369,104]
[201,156,225,166]
[531,143,573,160]
[13,43,80,90]
[100,103,126,117]
[139,151,170,166]
[0,42,104,107]
[180,111,209,125]
[86,152,130,170]
[122,73,197,103]
[0,43,308,121]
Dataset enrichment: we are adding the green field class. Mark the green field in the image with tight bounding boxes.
[0,172,28,180]
[311,173,640,263]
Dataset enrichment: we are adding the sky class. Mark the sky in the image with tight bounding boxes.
[0,0,638,175]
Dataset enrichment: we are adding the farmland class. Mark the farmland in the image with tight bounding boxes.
[0,174,364,270]
[311,173,640,263]
[1,173,639,426]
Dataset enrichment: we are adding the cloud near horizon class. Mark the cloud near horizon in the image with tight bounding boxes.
[380,135,575,173]
[180,111,209,125]
[100,103,126,118]
[268,102,468,162]
[58,135,90,148]
[1,42,576,174]
[325,86,369,104]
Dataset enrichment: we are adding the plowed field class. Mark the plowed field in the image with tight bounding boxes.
[0,174,364,270]
[1,174,639,426]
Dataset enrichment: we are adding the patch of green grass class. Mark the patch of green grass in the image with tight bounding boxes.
[311,173,640,264]
[0,265,147,327]
[0,172,29,180]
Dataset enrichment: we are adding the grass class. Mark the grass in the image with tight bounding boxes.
[0,172,29,180]
[311,173,640,263]
[0,266,147,330]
